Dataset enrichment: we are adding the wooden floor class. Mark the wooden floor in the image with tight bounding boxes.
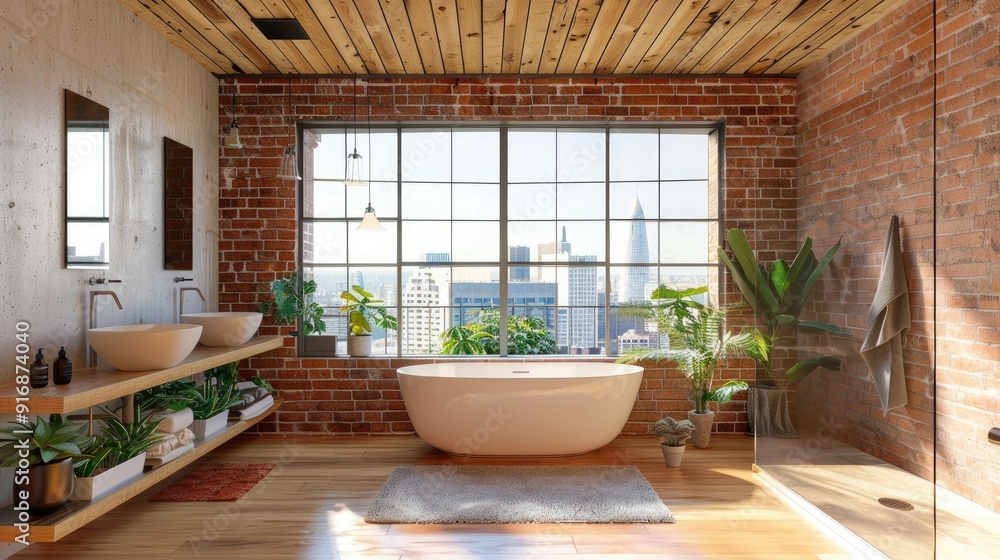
[10,435,858,559]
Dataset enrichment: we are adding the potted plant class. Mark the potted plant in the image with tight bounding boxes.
[259,271,334,355]
[653,417,697,468]
[0,415,95,514]
[72,406,165,501]
[717,229,849,437]
[188,375,241,440]
[339,285,397,357]
[618,286,759,449]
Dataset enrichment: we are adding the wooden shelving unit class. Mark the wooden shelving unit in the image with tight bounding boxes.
[0,398,283,543]
[0,336,286,542]
[0,336,283,414]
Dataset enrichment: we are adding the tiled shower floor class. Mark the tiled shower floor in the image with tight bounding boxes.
[756,431,1000,559]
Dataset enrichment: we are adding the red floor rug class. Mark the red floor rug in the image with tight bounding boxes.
[149,463,275,502]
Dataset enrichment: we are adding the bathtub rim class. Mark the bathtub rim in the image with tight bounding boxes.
[397,362,644,379]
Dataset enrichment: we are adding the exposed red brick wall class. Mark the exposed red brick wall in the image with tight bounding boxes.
[933,0,1000,512]
[796,0,1000,512]
[217,76,797,436]
[795,0,936,479]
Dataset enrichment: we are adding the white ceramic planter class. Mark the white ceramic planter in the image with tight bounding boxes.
[190,410,229,440]
[661,444,685,468]
[72,453,147,501]
[347,334,372,357]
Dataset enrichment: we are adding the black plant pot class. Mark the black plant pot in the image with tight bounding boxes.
[13,457,75,515]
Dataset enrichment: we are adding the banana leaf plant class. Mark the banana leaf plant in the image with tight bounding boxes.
[717,228,849,383]
[439,325,494,355]
[339,285,397,336]
[617,286,760,414]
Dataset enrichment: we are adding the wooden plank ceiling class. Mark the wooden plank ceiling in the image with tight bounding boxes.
[118,0,907,76]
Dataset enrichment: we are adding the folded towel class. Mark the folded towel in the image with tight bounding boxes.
[861,215,911,415]
[232,395,274,420]
[154,407,194,433]
[145,434,178,458]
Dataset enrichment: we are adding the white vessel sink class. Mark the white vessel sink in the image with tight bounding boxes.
[87,324,203,371]
[180,312,263,347]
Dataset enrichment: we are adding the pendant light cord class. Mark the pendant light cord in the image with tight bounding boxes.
[367,78,372,205]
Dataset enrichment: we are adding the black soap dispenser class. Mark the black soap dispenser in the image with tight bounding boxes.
[53,347,72,385]
[30,349,49,388]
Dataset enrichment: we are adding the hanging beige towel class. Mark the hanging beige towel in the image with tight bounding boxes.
[861,215,910,415]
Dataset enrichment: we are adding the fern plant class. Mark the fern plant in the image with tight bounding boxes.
[618,286,764,414]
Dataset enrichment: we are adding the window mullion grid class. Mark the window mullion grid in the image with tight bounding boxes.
[499,127,509,356]
[604,127,612,357]
[396,127,403,357]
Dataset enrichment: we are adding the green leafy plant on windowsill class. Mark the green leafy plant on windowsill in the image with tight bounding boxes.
[259,271,326,336]
[439,308,556,355]
[339,285,398,336]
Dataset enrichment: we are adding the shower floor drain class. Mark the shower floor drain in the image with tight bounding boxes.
[878,497,915,511]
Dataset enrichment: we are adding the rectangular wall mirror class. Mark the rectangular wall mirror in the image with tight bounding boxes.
[65,89,111,267]
[163,137,194,270]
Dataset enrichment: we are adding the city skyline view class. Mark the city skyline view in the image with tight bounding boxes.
[301,125,718,355]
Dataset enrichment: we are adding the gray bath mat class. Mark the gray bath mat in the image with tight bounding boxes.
[364,465,674,524]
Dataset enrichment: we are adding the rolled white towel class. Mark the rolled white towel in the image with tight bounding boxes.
[154,407,194,433]
[174,427,195,447]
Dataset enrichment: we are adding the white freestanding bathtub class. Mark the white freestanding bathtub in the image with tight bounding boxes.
[397,362,644,456]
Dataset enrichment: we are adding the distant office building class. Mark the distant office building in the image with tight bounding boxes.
[401,270,446,354]
[509,245,530,280]
[617,329,656,352]
[424,252,450,263]
[450,281,557,335]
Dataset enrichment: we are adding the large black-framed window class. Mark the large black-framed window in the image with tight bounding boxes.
[300,123,723,357]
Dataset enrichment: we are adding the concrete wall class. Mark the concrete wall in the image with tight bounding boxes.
[0,0,219,380]
[0,0,217,533]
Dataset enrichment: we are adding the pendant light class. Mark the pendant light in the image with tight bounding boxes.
[357,78,383,231]
[224,86,242,149]
[343,75,366,187]
[277,78,301,180]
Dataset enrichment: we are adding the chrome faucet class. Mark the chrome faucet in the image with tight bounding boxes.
[179,287,206,318]
[89,290,123,367]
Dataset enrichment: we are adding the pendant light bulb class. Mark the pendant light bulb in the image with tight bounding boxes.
[357,205,383,231]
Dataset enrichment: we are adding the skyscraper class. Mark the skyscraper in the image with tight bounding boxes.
[619,195,649,303]
[509,245,530,280]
